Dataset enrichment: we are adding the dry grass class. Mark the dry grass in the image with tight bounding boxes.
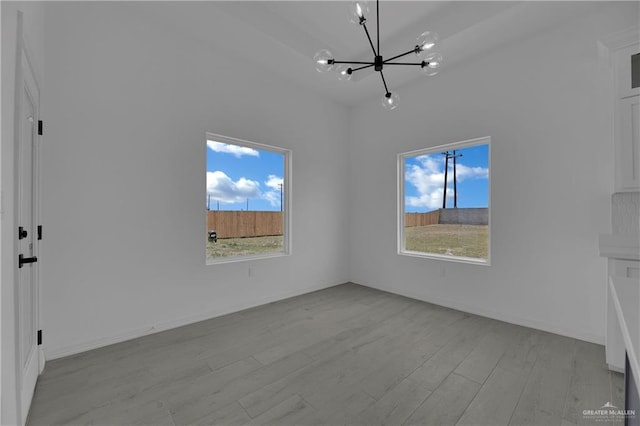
[404,224,488,260]
[207,225,488,261]
[207,235,284,260]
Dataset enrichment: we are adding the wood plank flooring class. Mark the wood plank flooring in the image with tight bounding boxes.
[27,283,623,425]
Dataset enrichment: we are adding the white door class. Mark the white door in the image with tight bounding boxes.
[16,33,42,424]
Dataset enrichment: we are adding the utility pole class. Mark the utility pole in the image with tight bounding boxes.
[442,152,450,209]
[452,150,457,208]
[442,150,463,208]
[246,198,249,211]
[452,150,462,208]
[279,183,283,212]
[207,194,211,211]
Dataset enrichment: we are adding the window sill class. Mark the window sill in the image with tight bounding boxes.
[399,250,491,266]
[206,251,290,266]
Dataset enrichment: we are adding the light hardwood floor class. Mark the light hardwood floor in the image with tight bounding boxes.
[28,283,623,426]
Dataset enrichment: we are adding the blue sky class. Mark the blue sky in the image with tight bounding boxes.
[404,144,489,212]
[206,140,284,211]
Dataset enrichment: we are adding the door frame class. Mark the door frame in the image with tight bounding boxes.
[12,11,44,425]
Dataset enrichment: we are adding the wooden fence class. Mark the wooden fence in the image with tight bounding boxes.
[405,210,440,227]
[207,211,283,239]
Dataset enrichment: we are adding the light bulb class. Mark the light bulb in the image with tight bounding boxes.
[420,51,443,76]
[336,65,353,81]
[381,92,399,110]
[349,1,370,24]
[313,49,334,73]
[415,31,439,58]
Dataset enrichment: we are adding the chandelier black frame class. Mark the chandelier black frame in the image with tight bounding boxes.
[314,0,442,110]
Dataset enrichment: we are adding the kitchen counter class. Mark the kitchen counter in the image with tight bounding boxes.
[599,233,640,261]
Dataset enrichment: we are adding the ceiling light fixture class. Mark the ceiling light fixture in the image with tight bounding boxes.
[314,0,442,110]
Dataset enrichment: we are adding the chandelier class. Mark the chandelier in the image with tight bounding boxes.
[314,0,442,110]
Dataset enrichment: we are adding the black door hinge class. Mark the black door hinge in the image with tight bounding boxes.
[37,330,42,346]
[38,120,43,136]
[38,225,42,241]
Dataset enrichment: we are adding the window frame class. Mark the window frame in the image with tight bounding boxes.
[397,136,491,266]
[205,132,292,265]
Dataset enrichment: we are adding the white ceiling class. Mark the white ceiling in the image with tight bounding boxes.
[123,1,601,107]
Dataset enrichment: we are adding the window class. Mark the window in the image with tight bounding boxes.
[398,137,490,264]
[206,133,290,264]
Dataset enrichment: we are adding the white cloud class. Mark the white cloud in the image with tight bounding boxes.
[405,154,488,210]
[265,175,283,190]
[206,171,260,204]
[263,175,283,207]
[207,141,259,158]
[455,163,489,180]
[263,192,280,207]
[415,154,441,173]
[405,159,447,210]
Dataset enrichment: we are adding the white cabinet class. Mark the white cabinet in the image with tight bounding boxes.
[616,44,640,99]
[615,43,640,192]
[599,238,640,371]
[600,30,640,373]
[606,258,640,371]
[608,276,640,397]
[616,95,639,191]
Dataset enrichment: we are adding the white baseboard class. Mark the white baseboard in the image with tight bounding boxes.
[45,281,342,360]
[354,281,605,346]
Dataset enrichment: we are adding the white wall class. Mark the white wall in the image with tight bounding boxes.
[1,2,45,424]
[348,2,638,344]
[41,2,350,358]
[33,1,638,362]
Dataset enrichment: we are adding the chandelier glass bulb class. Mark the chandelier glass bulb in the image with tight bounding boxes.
[336,64,353,81]
[420,51,443,76]
[314,49,334,73]
[349,1,370,24]
[415,31,439,58]
[381,92,399,110]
